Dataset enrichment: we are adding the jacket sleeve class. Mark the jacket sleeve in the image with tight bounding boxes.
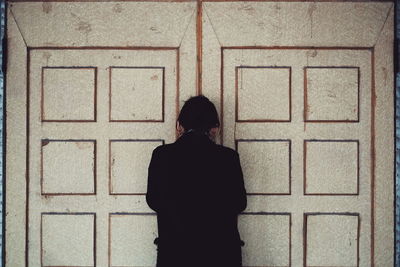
[230,151,247,214]
[146,147,162,212]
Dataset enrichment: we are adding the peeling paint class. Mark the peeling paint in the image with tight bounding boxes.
[42,2,52,14]
[76,21,92,34]
[238,4,255,13]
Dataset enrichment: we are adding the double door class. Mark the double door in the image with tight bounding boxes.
[6,1,394,266]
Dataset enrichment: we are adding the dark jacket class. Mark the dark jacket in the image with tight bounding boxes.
[146,130,247,267]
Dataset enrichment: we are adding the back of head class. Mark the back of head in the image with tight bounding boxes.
[177,95,220,133]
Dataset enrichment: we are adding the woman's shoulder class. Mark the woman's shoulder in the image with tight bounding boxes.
[151,143,172,155]
[214,143,239,158]
[152,141,238,159]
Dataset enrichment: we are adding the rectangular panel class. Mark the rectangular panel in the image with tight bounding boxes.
[239,213,291,266]
[304,140,359,195]
[109,139,164,195]
[41,213,96,267]
[109,213,157,267]
[28,48,180,267]
[42,67,97,122]
[304,213,359,267]
[236,139,291,195]
[305,67,359,122]
[222,48,372,266]
[41,139,96,195]
[110,67,165,122]
[236,66,291,122]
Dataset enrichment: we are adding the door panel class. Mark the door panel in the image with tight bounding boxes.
[223,47,371,266]
[203,1,393,267]
[7,1,197,266]
[29,48,177,266]
[8,2,195,47]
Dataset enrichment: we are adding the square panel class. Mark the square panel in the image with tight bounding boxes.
[42,67,96,122]
[109,213,157,267]
[239,213,291,266]
[109,140,163,194]
[236,140,291,194]
[110,67,164,121]
[305,213,359,266]
[236,66,291,122]
[305,67,359,122]
[41,140,96,195]
[41,213,95,267]
[304,140,359,195]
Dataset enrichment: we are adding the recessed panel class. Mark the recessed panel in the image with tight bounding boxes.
[237,67,290,121]
[110,67,164,121]
[41,140,96,195]
[237,140,290,194]
[109,214,157,267]
[42,67,96,121]
[305,67,359,122]
[239,214,290,266]
[110,140,163,194]
[305,140,358,195]
[41,213,95,267]
[305,213,359,266]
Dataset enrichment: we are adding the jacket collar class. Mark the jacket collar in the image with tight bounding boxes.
[175,129,215,145]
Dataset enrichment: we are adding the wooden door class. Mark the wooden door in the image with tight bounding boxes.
[6,1,394,267]
[6,2,197,266]
[201,1,394,266]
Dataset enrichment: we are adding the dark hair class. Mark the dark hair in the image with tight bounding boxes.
[177,95,220,132]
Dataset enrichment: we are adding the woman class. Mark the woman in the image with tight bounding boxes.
[146,95,247,267]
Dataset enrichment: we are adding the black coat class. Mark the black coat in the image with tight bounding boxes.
[146,130,247,267]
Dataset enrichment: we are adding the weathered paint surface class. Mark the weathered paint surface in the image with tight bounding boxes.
[1,1,398,267]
